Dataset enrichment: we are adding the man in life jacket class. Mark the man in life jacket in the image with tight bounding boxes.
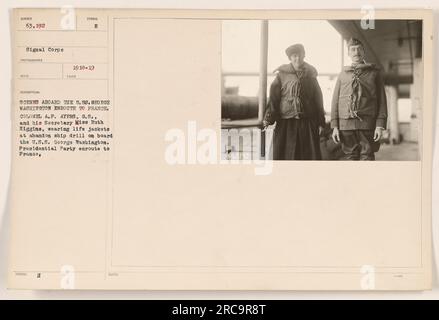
[330,38,388,160]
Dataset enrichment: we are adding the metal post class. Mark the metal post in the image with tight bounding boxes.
[259,20,268,158]
[385,85,400,144]
[341,36,345,68]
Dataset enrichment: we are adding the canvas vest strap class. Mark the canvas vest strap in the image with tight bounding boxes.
[284,70,306,117]
[348,67,363,121]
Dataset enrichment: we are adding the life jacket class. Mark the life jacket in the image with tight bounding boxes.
[274,62,318,119]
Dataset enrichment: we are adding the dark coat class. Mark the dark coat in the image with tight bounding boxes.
[330,63,388,130]
[264,62,325,160]
[263,62,325,127]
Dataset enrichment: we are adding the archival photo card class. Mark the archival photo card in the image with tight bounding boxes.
[7,8,433,290]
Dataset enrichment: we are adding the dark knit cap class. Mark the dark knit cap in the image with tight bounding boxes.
[285,43,305,57]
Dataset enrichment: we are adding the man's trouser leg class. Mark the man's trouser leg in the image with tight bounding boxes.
[339,130,360,160]
[358,130,375,161]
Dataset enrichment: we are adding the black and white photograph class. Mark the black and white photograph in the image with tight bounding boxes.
[221,19,423,161]
[1,4,436,299]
